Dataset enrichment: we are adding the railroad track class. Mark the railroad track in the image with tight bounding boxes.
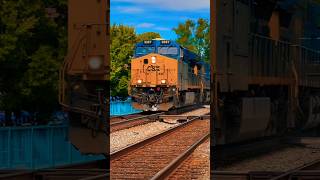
[212,138,320,180]
[110,116,210,179]
[213,136,289,168]
[110,112,164,132]
[0,159,108,180]
[110,105,208,132]
[270,157,320,180]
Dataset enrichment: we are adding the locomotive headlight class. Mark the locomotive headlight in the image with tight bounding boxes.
[151,56,156,64]
[161,79,166,84]
[88,56,103,70]
[137,79,142,84]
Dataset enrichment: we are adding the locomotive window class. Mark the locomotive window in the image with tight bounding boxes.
[144,59,148,64]
[158,47,178,55]
[136,47,155,55]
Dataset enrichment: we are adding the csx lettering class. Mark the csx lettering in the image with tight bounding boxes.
[147,65,160,72]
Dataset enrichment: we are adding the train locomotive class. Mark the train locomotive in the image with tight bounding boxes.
[129,39,210,111]
[211,0,320,144]
[59,0,109,154]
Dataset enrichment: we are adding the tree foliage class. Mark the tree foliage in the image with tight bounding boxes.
[110,24,136,97]
[137,32,161,42]
[0,0,67,117]
[110,25,161,97]
[0,0,161,116]
[173,18,210,62]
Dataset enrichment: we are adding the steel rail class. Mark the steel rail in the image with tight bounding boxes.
[78,173,109,180]
[158,114,210,119]
[211,171,281,180]
[0,171,34,180]
[110,116,207,160]
[151,133,210,180]
[110,112,164,126]
[270,158,320,180]
[0,160,108,180]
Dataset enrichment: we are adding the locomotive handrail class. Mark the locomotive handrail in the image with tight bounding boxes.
[253,34,320,54]
[291,44,320,53]
[59,27,88,105]
[250,33,293,78]
[251,33,293,45]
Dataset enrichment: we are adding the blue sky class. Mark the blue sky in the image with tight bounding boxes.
[111,0,210,40]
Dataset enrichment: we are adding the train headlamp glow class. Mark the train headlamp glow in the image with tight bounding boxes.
[151,56,156,64]
[161,79,166,84]
[88,56,103,70]
[172,88,176,91]
[137,79,142,84]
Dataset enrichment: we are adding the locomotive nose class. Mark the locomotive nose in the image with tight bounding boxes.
[141,94,149,103]
[149,94,157,103]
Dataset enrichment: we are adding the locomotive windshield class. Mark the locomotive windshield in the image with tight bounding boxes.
[158,47,178,55]
[135,47,155,56]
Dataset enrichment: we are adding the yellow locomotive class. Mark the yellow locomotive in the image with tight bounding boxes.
[129,39,210,111]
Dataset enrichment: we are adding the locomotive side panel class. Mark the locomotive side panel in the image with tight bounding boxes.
[178,60,189,91]
[230,1,250,91]
[294,46,320,88]
[215,0,250,92]
[215,0,231,93]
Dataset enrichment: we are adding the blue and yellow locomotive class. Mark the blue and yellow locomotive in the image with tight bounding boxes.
[129,39,210,111]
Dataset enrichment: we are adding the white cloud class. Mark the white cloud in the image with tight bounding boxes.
[135,23,171,31]
[112,0,209,11]
[115,6,144,14]
[136,23,155,28]
[154,27,171,31]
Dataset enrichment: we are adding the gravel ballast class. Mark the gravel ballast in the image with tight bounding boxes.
[110,106,210,153]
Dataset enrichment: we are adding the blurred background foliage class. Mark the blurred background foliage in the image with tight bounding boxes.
[0,0,67,120]
[0,0,209,118]
[173,18,210,63]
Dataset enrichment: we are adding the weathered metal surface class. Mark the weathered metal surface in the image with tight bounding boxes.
[67,0,109,78]
[212,0,320,93]
[211,0,320,147]
[59,0,110,155]
[239,97,271,139]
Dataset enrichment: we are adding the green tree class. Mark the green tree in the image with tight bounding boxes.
[110,24,137,97]
[0,0,67,121]
[173,18,210,62]
[137,32,161,42]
